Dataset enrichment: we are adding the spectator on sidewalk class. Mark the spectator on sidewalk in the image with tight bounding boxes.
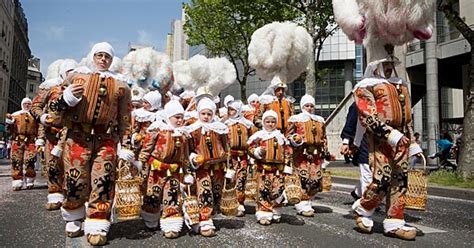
[409,132,422,169]
[340,102,370,201]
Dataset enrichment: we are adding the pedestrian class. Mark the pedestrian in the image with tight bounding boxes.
[409,132,423,169]
[5,98,38,191]
[56,42,132,246]
[138,100,191,239]
[340,102,371,201]
[351,55,423,240]
[286,94,329,217]
[0,137,5,159]
[187,96,230,237]
[224,99,256,217]
[248,110,292,225]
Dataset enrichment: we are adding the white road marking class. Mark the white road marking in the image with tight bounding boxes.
[332,183,474,204]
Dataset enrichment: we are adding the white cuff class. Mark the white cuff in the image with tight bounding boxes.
[40,114,49,125]
[47,193,64,204]
[290,135,304,147]
[295,200,313,213]
[61,206,86,221]
[160,217,184,233]
[26,177,35,187]
[133,160,142,172]
[51,145,63,157]
[255,211,273,221]
[342,138,350,145]
[351,199,374,217]
[238,205,245,212]
[35,138,45,147]
[199,219,215,231]
[409,143,423,157]
[131,133,138,147]
[184,174,194,184]
[387,129,404,147]
[383,218,415,233]
[63,85,82,107]
[254,147,263,160]
[5,118,14,124]
[84,218,111,236]
[118,148,135,162]
[65,220,82,233]
[12,179,23,188]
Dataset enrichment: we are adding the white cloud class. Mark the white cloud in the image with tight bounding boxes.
[45,26,65,41]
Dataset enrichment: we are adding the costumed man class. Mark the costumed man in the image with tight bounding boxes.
[31,59,77,210]
[5,98,38,190]
[351,55,423,240]
[248,110,292,225]
[286,94,329,217]
[224,99,256,217]
[218,95,234,121]
[259,76,294,134]
[242,93,260,125]
[340,102,371,201]
[138,100,190,239]
[187,97,230,237]
[131,90,162,156]
[56,42,132,245]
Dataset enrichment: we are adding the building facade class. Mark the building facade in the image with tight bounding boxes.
[8,0,30,113]
[0,0,15,128]
[26,57,41,99]
[167,8,189,62]
[405,0,471,164]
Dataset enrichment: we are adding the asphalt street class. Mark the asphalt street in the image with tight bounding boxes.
[0,159,473,248]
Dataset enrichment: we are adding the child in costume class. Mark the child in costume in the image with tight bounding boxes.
[248,110,292,225]
[287,94,329,217]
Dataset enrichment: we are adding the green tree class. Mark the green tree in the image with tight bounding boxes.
[184,0,297,101]
[438,0,474,179]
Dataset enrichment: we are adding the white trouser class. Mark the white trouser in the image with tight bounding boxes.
[354,163,372,197]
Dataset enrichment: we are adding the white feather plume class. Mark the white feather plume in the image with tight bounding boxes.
[109,56,123,73]
[188,54,211,86]
[173,60,194,91]
[248,21,313,84]
[46,59,64,80]
[207,57,236,96]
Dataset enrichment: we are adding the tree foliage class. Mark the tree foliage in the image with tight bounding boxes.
[183,0,298,100]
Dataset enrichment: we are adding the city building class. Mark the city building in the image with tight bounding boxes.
[167,8,189,62]
[0,0,15,132]
[8,0,30,113]
[405,0,471,164]
[26,57,41,99]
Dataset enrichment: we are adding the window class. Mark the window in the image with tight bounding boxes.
[29,84,34,93]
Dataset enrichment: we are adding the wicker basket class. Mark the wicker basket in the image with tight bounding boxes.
[244,166,258,202]
[405,154,428,211]
[322,170,332,192]
[183,186,200,225]
[114,159,143,220]
[220,179,239,216]
[284,174,302,205]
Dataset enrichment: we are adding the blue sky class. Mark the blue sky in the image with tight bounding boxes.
[22,0,188,76]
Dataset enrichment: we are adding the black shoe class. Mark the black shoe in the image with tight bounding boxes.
[351,190,360,201]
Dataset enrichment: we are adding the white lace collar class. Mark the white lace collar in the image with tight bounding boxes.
[132,108,157,122]
[247,129,287,145]
[225,116,254,129]
[186,120,229,135]
[288,111,325,123]
[72,66,127,81]
[353,76,406,91]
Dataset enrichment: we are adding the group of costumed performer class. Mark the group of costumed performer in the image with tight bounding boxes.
[246,21,330,224]
[333,0,434,240]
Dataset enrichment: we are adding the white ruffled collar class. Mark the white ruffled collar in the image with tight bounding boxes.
[247,129,287,145]
[72,66,127,81]
[147,120,189,137]
[12,109,31,116]
[132,108,157,122]
[186,120,229,135]
[288,111,325,123]
[224,116,254,129]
